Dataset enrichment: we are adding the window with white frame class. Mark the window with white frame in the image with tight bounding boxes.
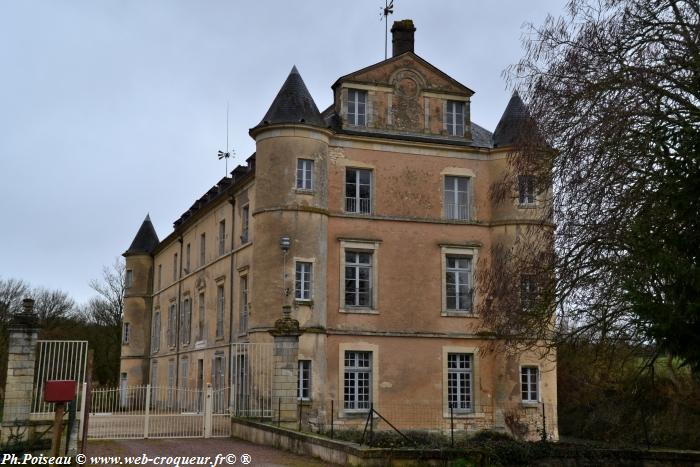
[446,100,465,137]
[518,175,536,205]
[296,159,314,191]
[344,251,372,307]
[197,292,205,341]
[297,360,311,401]
[167,303,176,348]
[241,206,250,243]
[218,220,226,256]
[295,262,312,301]
[239,276,248,332]
[345,168,372,214]
[125,269,133,288]
[216,284,225,338]
[151,311,160,353]
[180,298,191,345]
[447,353,472,411]
[344,351,371,411]
[347,89,366,126]
[444,176,470,220]
[200,233,206,266]
[122,322,130,345]
[521,366,539,402]
[445,256,473,312]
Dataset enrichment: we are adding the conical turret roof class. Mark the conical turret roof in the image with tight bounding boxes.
[493,91,530,147]
[124,214,159,256]
[257,66,324,128]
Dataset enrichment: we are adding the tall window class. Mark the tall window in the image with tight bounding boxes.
[173,253,178,281]
[347,89,366,126]
[200,233,206,266]
[445,256,473,312]
[344,251,372,307]
[295,262,312,301]
[125,269,133,288]
[179,358,189,392]
[518,175,535,205]
[151,360,158,388]
[298,360,311,401]
[239,276,248,332]
[197,292,205,341]
[157,264,162,289]
[345,168,371,214]
[444,176,469,220]
[151,311,160,353]
[168,303,176,347]
[185,243,191,272]
[344,351,371,411]
[447,353,472,411]
[521,367,539,402]
[167,360,176,407]
[180,298,191,345]
[296,159,314,191]
[520,274,537,310]
[218,220,226,256]
[241,206,250,243]
[216,285,225,338]
[446,100,465,137]
[122,322,130,345]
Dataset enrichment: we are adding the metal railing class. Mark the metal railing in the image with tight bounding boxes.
[345,197,371,214]
[445,203,469,220]
[231,343,273,418]
[31,340,88,414]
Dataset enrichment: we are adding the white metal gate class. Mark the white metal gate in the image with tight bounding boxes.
[31,340,88,416]
[87,384,230,439]
[230,343,273,418]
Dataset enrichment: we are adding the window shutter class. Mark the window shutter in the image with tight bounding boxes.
[442,100,448,131]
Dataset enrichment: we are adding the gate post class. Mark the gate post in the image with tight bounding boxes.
[144,385,151,438]
[204,384,213,438]
[1,298,39,447]
[269,306,303,428]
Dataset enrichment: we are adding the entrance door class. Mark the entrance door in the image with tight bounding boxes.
[197,359,204,412]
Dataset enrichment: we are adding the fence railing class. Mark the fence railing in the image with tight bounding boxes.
[31,340,88,414]
[230,342,273,418]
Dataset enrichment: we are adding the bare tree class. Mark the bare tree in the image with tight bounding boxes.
[83,257,125,328]
[479,0,700,368]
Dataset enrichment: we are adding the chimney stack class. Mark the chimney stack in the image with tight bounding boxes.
[391,19,416,57]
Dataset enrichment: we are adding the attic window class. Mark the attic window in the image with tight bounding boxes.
[446,101,465,137]
[347,90,366,126]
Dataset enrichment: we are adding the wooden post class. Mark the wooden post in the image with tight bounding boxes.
[51,402,66,456]
[80,349,94,453]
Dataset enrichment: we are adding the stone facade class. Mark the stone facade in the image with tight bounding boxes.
[120,19,558,440]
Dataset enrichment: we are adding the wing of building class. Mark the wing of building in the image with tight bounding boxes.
[120,20,557,440]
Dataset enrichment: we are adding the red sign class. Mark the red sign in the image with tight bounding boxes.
[44,380,77,403]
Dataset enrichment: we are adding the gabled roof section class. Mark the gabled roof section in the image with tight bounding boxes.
[124,214,159,256]
[255,66,324,128]
[493,91,530,147]
[332,52,474,96]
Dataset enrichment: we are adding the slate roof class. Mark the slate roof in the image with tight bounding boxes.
[124,214,159,256]
[493,91,529,147]
[255,66,324,128]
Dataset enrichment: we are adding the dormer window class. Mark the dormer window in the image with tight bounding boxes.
[446,100,465,137]
[347,89,367,126]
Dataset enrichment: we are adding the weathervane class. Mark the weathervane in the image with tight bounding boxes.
[217,102,235,176]
[379,0,394,59]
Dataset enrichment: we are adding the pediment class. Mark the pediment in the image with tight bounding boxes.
[333,52,473,97]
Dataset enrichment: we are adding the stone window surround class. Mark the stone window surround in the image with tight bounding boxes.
[440,245,479,317]
[338,239,380,314]
[293,256,315,304]
[440,167,476,222]
[441,345,484,419]
[338,342,379,417]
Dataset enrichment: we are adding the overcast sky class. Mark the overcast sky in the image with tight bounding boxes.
[0,0,567,304]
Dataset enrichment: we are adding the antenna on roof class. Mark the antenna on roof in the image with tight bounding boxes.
[217,101,235,176]
[379,0,394,60]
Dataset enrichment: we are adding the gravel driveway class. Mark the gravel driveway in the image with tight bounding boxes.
[87,438,335,467]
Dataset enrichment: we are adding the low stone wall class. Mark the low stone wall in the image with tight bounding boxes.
[231,418,700,467]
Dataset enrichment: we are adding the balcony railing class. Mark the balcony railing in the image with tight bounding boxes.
[345,197,371,214]
[444,203,469,220]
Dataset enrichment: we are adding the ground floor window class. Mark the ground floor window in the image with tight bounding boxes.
[344,351,371,411]
[297,360,311,400]
[447,353,472,412]
[521,366,539,403]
